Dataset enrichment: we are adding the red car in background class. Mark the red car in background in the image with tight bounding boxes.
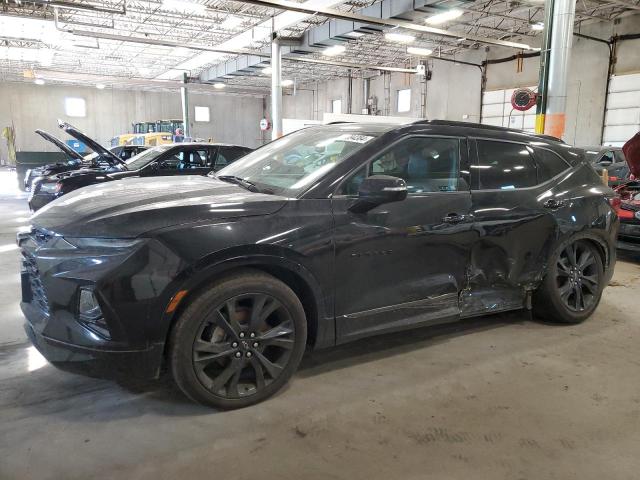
[611,133,640,251]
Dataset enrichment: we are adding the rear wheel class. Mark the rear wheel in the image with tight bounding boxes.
[169,270,307,409]
[534,239,604,324]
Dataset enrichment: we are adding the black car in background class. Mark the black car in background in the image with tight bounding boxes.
[29,142,253,211]
[19,121,617,409]
[584,145,630,186]
[24,129,147,190]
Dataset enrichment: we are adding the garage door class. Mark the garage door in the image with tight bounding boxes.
[603,73,640,147]
[481,86,537,132]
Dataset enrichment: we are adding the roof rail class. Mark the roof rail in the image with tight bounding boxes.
[412,119,564,143]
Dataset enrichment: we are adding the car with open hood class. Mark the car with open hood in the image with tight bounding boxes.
[584,145,631,187]
[610,134,640,251]
[28,139,253,211]
[19,120,618,409]
[24,127,147,191]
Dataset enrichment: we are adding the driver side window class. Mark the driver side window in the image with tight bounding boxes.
[340,136,463,195]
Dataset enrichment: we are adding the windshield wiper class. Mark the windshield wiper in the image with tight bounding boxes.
[216,175,261,193]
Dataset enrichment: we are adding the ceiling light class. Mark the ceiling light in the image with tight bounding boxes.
[457,37,467,42]
[323,45,346,56]
[345,31,365,38]
[96,83,106,89]
[425,9,463,25]
[530,22,545,31]
[213,82,226,89]
[384,32,415,43]
[162,0,206,14]
[406,46,433,56]
[281,79,294,87]
[34,79,45,85]
[262,66,272,75]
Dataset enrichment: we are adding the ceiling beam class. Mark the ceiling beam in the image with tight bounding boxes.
[225,0,537,50]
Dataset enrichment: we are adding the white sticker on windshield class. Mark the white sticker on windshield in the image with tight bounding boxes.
[337,134,375,144]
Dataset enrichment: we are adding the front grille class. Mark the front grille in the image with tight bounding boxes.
[22,252,49,315]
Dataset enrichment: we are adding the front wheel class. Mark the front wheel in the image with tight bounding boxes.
[169,270,307,409]
[534,239,605,324]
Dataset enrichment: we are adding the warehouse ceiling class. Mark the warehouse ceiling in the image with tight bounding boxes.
[0,0,636,92]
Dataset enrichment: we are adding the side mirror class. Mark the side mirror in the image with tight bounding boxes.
[348,175,408,214]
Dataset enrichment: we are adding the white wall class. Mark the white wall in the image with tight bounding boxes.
[0,83,266,162]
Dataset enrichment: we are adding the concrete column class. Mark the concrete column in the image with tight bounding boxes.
[543,0,576,139]
[271,35,283,140]
[181,72,190,138]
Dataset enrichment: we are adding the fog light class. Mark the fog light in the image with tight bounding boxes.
[78,288,110,339]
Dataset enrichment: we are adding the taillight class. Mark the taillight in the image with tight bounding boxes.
[609,196,635,219]
[609,176,618,181]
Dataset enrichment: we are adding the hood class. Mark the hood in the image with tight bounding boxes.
[31,175,287,237]
[35,129,85,161]
[58,120,125,168]
[622,132,640,177]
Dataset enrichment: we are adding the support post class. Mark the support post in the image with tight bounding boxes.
[271,33,283,140]
[535,0,554,134]
[543,0,576,139]
[181,72,190,138]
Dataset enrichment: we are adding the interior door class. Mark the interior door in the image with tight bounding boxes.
[331,135,475,343]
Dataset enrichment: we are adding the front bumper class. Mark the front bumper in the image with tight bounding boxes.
[18,230,183,379]
[24,313,164,379]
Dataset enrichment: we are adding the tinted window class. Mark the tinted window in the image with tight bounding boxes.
[475,140,537,190]
[215,147,249,169]
[533,148,570,183]
[341,136,462,195]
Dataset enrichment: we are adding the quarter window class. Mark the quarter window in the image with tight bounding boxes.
[475,140,537,190]
[533,148,570,183]
[341,136,462,195]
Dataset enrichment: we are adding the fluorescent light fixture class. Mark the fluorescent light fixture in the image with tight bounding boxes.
[0,46,53,66]
[220,15,243,30]
[384,32,415,43]
[281,79,294,87]
[425,9,463,25]
[96,83,106,89]
[262,66,272,75]
[407,46,433,56]
[213,82,226,89]
[323,45,346,56]
[530,22,544,31]
[345,31,365,38]
[34,78,45,85]
[162,0,206,13]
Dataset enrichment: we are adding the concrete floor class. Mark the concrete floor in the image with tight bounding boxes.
[1,169,639,480]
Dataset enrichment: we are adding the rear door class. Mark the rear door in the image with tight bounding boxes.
[464,138,562,316]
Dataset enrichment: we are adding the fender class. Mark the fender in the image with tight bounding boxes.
[155,247,334,350]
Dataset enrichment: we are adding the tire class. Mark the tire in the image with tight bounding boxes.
[169,269,307,409]
[533,238,605,324]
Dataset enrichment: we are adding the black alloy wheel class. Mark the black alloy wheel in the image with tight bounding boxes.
[170,270,307,409]
[555,242,601,312]
[192,293,295,398]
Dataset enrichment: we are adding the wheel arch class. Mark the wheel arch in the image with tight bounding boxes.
[159,247,332,360]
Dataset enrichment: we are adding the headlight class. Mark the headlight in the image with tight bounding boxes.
[38,182,62,194]
[64,237,143,249]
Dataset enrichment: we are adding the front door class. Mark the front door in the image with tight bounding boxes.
[331,135,475,343]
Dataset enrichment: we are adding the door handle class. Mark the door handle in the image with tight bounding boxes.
[442,213,466,224]
[543,198,565,209]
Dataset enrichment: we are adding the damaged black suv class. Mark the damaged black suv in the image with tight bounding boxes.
[19,121,618,409]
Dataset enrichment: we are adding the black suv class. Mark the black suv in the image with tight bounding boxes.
[19,121,618,409]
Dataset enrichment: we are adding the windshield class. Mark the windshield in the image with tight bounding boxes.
[125,144,173,170]
[216,127,379,195]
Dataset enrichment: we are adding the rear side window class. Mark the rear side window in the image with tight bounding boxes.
[533,148,571,183]
[475,140,537,190]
